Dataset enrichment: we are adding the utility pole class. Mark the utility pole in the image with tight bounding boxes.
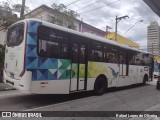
[20,0,26,19]
[106,25,112,38]
[152,43,153,54]
[115,15,129,41]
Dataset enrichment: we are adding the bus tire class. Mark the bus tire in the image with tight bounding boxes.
[94,76,107,95]
[143,75,148,85]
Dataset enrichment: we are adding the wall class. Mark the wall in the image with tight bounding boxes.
[0,31,6,45]
[79,23,106,37]
[106,32,139,48]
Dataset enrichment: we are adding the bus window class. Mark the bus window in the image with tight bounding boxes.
[46,41,60,57]
[134,52,144,65]
[38,25,69,59]
[60,43,68,58]
[90,42,103,62]
[143,54,152,66]
[105,47,118,63]
[7,23,24,46]
[80,44,86,63]
[72,43,79,63]
[120,52,126,64]
[129,51,137,65]
[103,47,108,62]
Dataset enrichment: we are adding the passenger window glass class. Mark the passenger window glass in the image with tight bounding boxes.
[143,54,152,66]
[80,45,86,63]
[90,43,103,61]
[7,23,24,46]
[105,47,118,63]
[72,43,78,63]
[120,52,126,64]
[38,25,69,59]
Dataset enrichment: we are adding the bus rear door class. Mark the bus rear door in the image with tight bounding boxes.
[70,42,87,91]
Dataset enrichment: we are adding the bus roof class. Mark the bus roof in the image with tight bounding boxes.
[15,18,151,54]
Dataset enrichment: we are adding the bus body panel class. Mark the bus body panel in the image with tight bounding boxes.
[30,80,70,94]
[4,23,26,80]
[86,62,150,91]
[4,70,32,93]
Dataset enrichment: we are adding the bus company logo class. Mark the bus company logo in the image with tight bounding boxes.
[1,112,42,118]
[2,112,11,117]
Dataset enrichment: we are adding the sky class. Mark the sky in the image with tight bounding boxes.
[2,0,160,50]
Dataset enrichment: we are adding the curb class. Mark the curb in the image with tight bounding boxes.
[0,87,16,91]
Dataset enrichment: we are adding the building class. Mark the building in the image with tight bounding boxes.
[0,31,6,45]
[105,32,140,49]
[147,21,160,56]
[0,20,6,45]
[25,5,106,37]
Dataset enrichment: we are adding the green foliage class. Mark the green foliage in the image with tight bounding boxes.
[13,4,30,13]
[0,45,5,68]
[51,3,79,30]
[0,2,30,30]
[0,2,18,30]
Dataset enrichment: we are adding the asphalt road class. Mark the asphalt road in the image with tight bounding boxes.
[0,82,160,120]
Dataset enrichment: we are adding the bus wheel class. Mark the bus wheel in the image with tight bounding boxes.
[143,75,148,85]
[94,76,107,95]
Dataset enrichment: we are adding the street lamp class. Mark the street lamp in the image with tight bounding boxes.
[115,15,129,41]
[123,20,143,35]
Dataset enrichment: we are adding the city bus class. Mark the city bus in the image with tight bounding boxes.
[3,18,153,95]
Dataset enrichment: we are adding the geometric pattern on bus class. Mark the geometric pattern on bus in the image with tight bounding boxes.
[25,20,71,81]
[71,63,78,78]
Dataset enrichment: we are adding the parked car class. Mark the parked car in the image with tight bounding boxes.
[156,76,160,90]
[154,71,159,78]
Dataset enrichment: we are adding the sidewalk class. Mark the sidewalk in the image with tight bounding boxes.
[147,78,158,86]
[0,83,16,91]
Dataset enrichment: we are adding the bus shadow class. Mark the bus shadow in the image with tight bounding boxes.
[105,83,149,93]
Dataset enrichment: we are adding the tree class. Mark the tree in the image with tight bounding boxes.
[51,3,79,30]
[0,2,18,31]
[13,4,30,14]
[0,2,30,31]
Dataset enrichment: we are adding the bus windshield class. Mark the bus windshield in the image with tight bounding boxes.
[7,23,24,46]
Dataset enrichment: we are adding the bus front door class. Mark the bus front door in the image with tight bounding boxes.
[70,43,87,91]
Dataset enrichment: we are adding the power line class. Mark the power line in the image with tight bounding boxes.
[66,0,81,7]
[6,0,14,6]
[76,0,103,12]
[8,0,14,5]
[79,0,120,14]
[74,1,95,6]
[123,20,143,35]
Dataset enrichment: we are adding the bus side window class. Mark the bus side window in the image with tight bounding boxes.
[80,45,85,63]
[38,25,69,59]
[72,43,78,63]
[107,48,118,63]
[89,42,103,62]
[60,43,68,58]
[103,46,109,62]
[120,52,126,64]
[46,41,59,58]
